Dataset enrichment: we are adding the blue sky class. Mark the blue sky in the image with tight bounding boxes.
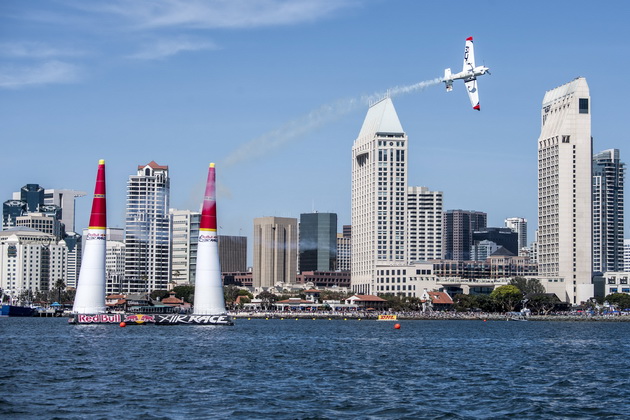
[2,0,629,262]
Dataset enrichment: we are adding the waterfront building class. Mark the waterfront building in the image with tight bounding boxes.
[592,149,625,273]
[351,98,408,294]
[443,210,487,260]
[253,216,297,289]
[218,235,247,273]
[222,271,253,287]
[296,271,351,288]
[601,272,630,296]
[538,77,593,303]
[299,212,337,272]
[169,209,200,286]
[430,255,537,281]
[625,239,630,272]
[374,262,438,297]
[407,186,443,262]
[0,227,67,298]
[336,225,351,272]
[123,161,171,293]
[505,217,528,254]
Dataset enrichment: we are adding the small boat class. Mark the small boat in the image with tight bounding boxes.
[1,304,35,317]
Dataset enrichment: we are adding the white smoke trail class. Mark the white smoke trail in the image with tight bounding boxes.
[222,77,443,167]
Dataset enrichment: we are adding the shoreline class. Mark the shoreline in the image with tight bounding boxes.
[229,312,630,322]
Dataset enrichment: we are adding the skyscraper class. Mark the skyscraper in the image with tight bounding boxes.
[44,189,86,233]
[218,235,247,273]
[443,210,487,260]
[299,212,337,272]
[592,149,625,273]
[253,216,297,288]
[123,161,171,293]
[407,186,443,262]
[351,97,408,294]
[538,77,593,303]
[505,217,528,253]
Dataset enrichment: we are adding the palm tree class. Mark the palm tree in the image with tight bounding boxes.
[54,278,65,303]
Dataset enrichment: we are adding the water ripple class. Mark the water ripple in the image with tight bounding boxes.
[2,318,630,419]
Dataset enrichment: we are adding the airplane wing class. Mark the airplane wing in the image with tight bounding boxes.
[463,36,475,72]
[465,78,480,110]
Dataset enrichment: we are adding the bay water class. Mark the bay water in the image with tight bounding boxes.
[1,317,628,419]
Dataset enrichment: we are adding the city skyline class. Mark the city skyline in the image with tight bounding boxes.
[2,0,630,253]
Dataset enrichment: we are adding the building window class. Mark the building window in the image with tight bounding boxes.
[579,98,589,114]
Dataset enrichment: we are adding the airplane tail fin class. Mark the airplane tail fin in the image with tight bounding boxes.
[444,68,453,91]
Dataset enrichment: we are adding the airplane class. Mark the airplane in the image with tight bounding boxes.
[443,36,490,111]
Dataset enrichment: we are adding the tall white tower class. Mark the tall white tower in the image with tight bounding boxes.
[538,78,593,304]
[351,98,407,294]
[123,161,170,293]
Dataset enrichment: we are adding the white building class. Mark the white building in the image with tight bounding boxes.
[505,217,528,255]
[602,272,630,296]
[123,161,171,293]
[169,209,200,286]
[537,78,593,304]
[336,231,351,272]
[625,239,630,272]
[407,186,443,262]
[16,213,63,241]
[64,232,82,288]
[0,227,67,299]
[106,241,125,295]
[351,98,408,294]
[375,262,438,297]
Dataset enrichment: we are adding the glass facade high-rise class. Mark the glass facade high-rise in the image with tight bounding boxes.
[538,77,593,303]
[123,161,171,293]
[592,149,625,273]
[299,212,337,272]
[443,210,487,260]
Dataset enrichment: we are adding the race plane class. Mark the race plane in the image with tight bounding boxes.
[443,36,490,111]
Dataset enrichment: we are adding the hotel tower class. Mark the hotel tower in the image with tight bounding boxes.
[351,98,408,294]
[123,161,170,293]
[537,77,593,303]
